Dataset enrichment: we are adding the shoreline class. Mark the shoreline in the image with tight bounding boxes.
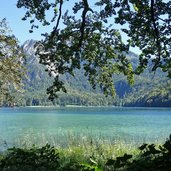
[3,105,171,109]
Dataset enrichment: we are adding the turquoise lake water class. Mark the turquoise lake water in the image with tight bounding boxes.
[0,107,171,148]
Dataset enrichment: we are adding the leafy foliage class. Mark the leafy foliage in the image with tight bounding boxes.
[105,135,171,171]
[22,0,171,99]
[0,18,25,105]
[17,0,171,100]
[0,144,59,171]
[1,135,171,170]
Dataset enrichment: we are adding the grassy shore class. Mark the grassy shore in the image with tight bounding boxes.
[1,134,171,170]
[0,139,139,171]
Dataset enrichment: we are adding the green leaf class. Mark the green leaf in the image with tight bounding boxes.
[133,4,139,12]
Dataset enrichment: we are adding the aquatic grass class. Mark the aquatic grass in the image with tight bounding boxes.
[0,138,171,171]
[60,134,139,166]
[2,129,163,148]
[0,132,168,171]
[1,127,165,151]
[0,132,139,166]
[0,129,163,167]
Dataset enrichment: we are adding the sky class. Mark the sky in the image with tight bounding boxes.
[0,1,101,44]
[0,1,121,43]
[0,0,129,48]
[0,0,54,44]
[1,0,168,54]
[0,0,85,44]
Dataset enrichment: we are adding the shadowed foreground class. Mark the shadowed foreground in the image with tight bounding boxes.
[0,135,171,171]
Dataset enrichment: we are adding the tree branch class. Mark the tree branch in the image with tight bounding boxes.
[78,0,93,48]
[151,0,161,66]
[51,0,63,39]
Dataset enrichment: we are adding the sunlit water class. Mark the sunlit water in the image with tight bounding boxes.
[0,107,171,149]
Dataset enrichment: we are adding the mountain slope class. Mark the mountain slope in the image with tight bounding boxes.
[14,40,171,107]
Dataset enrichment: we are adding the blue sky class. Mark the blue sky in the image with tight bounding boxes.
[0,0,54,44]
[0,0,84,44]
[0,1,128,46]
[2,0,168,54]
[0,0,32,43]
[0,1,123,43]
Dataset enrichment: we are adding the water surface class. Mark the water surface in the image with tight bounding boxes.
[0,107,171,147]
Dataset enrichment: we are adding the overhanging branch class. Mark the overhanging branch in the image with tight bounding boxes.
[51,0,63,39]
[151,0,161,67]
[78,0,93,48]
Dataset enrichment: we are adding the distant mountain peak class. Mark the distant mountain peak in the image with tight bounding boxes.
[22,39,37,55]
[22,39,39,64]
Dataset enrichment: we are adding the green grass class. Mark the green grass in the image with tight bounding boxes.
[57,141,139,169]
[2,133,169,171]
[0,135,139,170]
[1,135,171,171]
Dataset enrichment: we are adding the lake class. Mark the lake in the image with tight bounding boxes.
[0,107,171,148]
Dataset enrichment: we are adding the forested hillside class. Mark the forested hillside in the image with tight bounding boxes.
[14,40,171,107]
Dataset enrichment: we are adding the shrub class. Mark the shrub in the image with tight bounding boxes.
[1,135,171,171]
[105,135,171,171]
[0,144,59,171]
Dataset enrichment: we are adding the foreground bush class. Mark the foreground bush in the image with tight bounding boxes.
[105,135,171,171]
[0,144,59,171]
[1,136,171,170]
